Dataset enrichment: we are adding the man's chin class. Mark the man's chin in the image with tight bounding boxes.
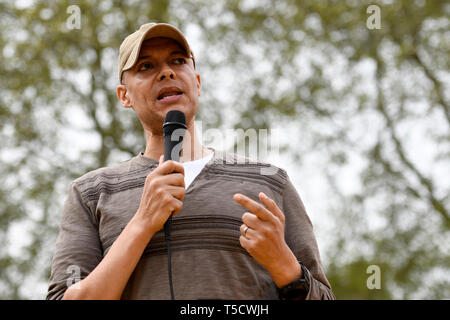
[159,105,196,122]
[144,107,194,134]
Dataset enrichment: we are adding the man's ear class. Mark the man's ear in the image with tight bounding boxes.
[196,73,201,97]
[117,84,132,108]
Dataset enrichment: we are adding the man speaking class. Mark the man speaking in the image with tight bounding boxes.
[46,22,335,300]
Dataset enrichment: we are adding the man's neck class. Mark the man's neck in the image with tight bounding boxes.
[143,122,211,163]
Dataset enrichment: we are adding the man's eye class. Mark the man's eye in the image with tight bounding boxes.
[173,58,186,65]
[139,63,153,71]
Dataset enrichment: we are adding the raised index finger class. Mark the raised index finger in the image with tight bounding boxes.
[233,193,272,221]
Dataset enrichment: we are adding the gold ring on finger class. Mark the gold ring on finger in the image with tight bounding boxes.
[243,225,249,237]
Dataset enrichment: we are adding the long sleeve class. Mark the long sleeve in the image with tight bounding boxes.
[46,181,103,300]
[282,173,335,300]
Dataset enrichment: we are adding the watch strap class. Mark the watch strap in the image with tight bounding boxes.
[278,261,310,300]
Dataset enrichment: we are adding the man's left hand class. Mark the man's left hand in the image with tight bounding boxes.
[233,192,302,288]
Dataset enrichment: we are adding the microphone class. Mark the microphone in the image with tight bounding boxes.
[162,110,187,300]
[163,110,187,162]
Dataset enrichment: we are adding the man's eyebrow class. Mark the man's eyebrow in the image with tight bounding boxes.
[170,50,188,56]
[136,55,151,64]
[170,50,186,54]
[136,51,187,64]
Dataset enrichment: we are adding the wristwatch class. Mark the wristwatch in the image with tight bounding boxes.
[278,262,310,300]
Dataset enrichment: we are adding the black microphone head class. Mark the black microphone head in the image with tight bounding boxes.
[164,110,186,126]
[163,110,187,136]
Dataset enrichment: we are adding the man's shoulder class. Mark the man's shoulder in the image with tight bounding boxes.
[71,154,153,193]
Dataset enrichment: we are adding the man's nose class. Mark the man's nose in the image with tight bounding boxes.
[158,64,175,81]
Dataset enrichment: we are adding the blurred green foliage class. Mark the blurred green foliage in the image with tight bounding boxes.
[0,0,448,299]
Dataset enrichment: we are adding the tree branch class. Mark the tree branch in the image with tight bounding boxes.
[412,51,450,128]
[374,57,450,227]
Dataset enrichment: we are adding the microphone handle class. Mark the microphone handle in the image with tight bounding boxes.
[164,131,181,162]
[163,131,181,230]
[163,131,176,236]
[163,130,182,300]
[163,126,182,237]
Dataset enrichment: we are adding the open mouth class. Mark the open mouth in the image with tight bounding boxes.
[157,91,183,101]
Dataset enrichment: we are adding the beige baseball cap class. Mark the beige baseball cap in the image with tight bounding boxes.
[118,22,195,83]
